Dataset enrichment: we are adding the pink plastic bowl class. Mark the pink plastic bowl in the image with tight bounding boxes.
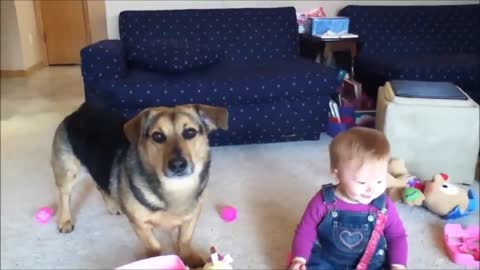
[116,255,187,270]
[444,223,480,267]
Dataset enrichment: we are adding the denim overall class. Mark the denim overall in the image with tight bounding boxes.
[306,184,388,270]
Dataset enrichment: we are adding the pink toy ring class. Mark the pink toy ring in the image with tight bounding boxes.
[35,207,54,224]
[220,206,237,223]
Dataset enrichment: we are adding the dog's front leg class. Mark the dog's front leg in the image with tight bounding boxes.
[177,205,204,268]
[132,223,162,257]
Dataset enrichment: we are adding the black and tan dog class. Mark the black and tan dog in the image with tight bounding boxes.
[51,102,228,267]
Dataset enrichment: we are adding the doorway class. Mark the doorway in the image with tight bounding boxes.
[38,0,91,65]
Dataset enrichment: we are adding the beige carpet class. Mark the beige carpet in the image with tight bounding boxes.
[1,67,479,269]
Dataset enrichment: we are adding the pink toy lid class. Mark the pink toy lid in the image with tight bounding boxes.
[444,223,480,267]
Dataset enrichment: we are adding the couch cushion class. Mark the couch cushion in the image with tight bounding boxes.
[119,7,299,65]
[94,59,340,109]
[355,53,480,100]
[111,95,331,146]
[339,5,480,56]
[356,54,479,76]
[129,39,221,73]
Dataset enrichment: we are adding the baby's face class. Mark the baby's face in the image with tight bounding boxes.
[335,158,389,204]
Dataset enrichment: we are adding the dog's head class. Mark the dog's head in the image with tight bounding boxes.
[123,104,228,179]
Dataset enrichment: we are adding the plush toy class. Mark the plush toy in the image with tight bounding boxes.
[402,187,425,207]
[421,174,478,219]
[386,159,418,202]
[386,159,478,219]
[203,247,233,270]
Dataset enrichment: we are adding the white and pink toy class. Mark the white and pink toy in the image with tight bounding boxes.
[203,247,233,270]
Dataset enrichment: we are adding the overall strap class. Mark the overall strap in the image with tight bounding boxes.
[357,194,389,270]
[371,193,387,212]
[320,184,337,204]
[357,209,388,270]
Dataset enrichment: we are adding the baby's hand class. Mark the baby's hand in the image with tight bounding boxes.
[391,264,406,270]
[289,258,307,270]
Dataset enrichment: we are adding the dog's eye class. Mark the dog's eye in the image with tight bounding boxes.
[151,131,166,143]
[182,128,197,140]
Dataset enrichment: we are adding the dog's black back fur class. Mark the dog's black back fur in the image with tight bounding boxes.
[64,103,129,193]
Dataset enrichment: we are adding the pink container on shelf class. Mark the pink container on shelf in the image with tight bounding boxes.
[444,223,480,268]
[116,255,187,270]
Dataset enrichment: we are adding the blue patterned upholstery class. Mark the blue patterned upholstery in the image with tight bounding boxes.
[81,40,127,80]
[81,7,341,146]
[119,8,299,64]
[339,5,480,102]
[128,39,222,73]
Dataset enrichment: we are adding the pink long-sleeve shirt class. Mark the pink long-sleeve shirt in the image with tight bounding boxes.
[292,190,408,266]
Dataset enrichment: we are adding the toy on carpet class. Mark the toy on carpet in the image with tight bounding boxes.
[402,187,425,207]
[421,174,478,219]
[444,223,479,267]
[116,246,233,270]
[203,246,233,270]
[286,252,293,267]
[35,206,54,224]
[386,159,424,202]
[386,159,478,219]
[220,206,237,223]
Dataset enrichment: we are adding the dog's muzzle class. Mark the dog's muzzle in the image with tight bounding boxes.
[165,157,192,177]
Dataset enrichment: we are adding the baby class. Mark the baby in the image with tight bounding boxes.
[290,127,407,270]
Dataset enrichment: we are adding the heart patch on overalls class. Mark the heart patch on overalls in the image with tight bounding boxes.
[339,230,364,249]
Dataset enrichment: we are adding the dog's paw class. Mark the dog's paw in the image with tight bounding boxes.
[105,201,123,215]
[107,206,123,216]
[182,253,205,268]
[58,220,74,233]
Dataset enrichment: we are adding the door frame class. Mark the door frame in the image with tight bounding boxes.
[33,0,92,66]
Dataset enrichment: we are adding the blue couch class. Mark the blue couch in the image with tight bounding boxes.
[80,7,341,146]
[339,5,480,102]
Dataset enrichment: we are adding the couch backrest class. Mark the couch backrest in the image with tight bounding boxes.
[339,5,480,56]
[119,7,299,64]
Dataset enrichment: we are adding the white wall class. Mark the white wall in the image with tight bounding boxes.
[1,1,24,70]
[87,0,108,43]
[105,0,479,39]
[1,0,44,71]
[15,0,43,69]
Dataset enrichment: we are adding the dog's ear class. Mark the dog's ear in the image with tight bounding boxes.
[123,109,150,144]
[195,104,228,132]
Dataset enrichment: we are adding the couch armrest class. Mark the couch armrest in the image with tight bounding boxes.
[80,40,127,80]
